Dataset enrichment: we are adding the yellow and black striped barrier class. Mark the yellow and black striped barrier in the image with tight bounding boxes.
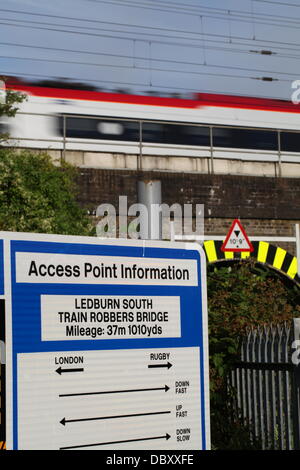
[0,441,6,450]
[203,240,299,284]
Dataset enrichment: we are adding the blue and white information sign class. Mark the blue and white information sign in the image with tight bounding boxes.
[2,232,210,450]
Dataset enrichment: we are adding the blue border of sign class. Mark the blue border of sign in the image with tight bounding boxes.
[0,240,4,296]
[6,236,208,450]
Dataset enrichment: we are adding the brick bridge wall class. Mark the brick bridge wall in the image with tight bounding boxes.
[76,169,300,255]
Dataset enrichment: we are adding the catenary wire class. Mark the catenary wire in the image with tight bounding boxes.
[82,0,300,20]
[0,22,298,81]
[0,54,291,81]
[254,0,300,7]
[3,27,300,57]
[2,5,300,29]
[2,8,300,36]
[3,18,300,53]
[1,70,288,99]
[0,3,297,98]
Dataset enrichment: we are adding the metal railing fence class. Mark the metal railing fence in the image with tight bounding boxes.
[9,111,300,173]
[229,319,300,449]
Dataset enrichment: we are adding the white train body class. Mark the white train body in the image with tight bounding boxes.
[3,84,300,167]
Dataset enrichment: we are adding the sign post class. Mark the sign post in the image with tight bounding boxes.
[2,232,209,450]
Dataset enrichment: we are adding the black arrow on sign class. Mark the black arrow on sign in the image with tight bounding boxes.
[60,410,171,426]
[60,433,171,450]
[148,362,172,369]
[55,367,84,375]
[59,384,169,397]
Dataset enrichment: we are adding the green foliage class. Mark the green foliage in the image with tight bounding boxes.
[0,78,27,142]
[0,88,26,119]
[0,148,92,235]
[207,260,300,449]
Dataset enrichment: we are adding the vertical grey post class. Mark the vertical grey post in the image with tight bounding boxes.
[277,130,282,178]
[209,126,214,174]
[138,121,143,171]
[137,180,162,240]
[62,115,66,163]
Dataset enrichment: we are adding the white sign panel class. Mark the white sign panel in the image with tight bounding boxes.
[41,295,181,341]
[2,232,210,450]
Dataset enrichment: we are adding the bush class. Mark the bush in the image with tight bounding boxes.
[0,148,92,235]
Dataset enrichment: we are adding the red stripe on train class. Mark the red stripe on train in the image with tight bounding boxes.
[7,84,300,114]
[7,85,200,109]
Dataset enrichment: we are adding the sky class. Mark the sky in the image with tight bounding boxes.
[1,0,300,100]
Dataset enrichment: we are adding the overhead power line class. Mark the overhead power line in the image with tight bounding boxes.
[3,39,300,72]
[2,4,300,33]
[0,17,295,81]
[0,1,297,101]
[0,40,256,59]
[138,0,300,18]
[0,40,260,62]
[5,41,298,66]
[2,4,300,29]
[0,54,290,82]
[83,0,300,21]
[254,0,300,6]
[0,13,294,45]
[3,26,300,57]
[0,70,285,100]
[3,17,300,53]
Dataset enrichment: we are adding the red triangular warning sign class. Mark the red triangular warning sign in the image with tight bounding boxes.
[221,219,254,252]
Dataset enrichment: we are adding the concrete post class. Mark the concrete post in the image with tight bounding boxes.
[137,180,162,240]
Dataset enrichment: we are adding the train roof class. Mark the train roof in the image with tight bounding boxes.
[6,77,300,114]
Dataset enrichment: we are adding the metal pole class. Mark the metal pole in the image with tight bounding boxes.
[62,115,66,163]
[278,130,282,178]
[138,121,143,171]
[137,180,162,240]
[209,126,214,174]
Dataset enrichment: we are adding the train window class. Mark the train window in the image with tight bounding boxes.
[213,127,277,151]
[56,116,300,154]
[144,123,209,146]
[162,124,209,146]
[97,122,123,135]
[180,125,210,146]
[66,117,93,131]
[142,123,164,143]
[57,117,140,141]
[139,122,210,146]
[280,132,300,152]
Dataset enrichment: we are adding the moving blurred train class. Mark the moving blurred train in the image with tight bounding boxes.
[2,77,300,165]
